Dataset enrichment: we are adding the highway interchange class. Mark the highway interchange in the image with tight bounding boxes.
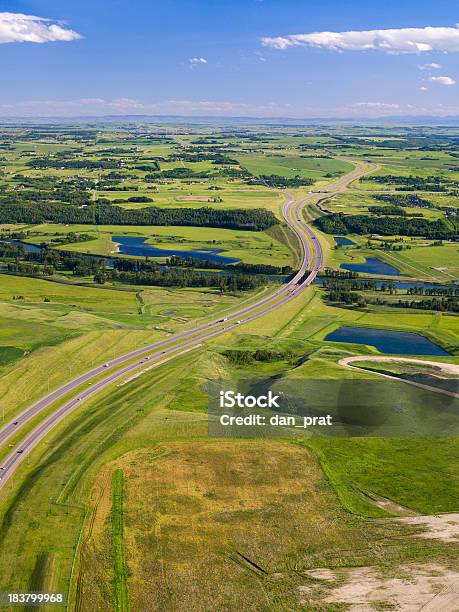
[0,161,376,488]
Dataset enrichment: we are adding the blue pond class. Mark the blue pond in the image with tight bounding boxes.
[334,236,356,247]
[340,257,401,276]
[10,240,41,253]
[325,326,450,356]
[113,236,240,264]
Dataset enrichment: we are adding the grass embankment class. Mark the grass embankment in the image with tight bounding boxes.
[112,469,128,612]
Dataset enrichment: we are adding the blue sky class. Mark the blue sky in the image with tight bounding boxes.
[1,0,459,117]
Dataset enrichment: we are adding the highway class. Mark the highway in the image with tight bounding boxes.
[0,161,377,488]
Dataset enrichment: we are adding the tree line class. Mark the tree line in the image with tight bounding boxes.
[316,213,458,239]
[0,201,278,230]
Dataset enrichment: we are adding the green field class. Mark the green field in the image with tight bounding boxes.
[0,124,458,611]
[237,153,353,180]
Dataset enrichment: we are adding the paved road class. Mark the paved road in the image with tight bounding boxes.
[0,161,377,487]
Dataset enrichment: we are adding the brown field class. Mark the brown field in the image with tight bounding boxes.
[76,439,458,611]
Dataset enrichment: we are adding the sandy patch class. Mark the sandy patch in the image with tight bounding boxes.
[397,513,459,544]
[300,564,459,611]
[339,356,459,376]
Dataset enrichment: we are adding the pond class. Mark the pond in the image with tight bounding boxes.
[340,257,402,276]
[10,240,42,253]
[113,236,240,264]
[334,236,356,247]
[324,326,450,356]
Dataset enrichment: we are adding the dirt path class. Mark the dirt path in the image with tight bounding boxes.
[339,356,459,398]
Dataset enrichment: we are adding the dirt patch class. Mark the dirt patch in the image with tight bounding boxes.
[397,513,459,544]
[302,564,459,611]
[357,488,419,516]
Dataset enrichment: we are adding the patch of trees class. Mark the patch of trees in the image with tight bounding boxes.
[26,158,122,170]
[321,268,359,279]
[145,167,213,180]
[390,298,459,313]
[374,194,432,208]
[167,152,238,165]
[133,162,160,172]
[94,268,265,291]
[0,202,278,230]
[363,174,458,192]
[325,289,365,305]
[249,174,314,188]
[316,213,458,239]
[407,286,459,297]
[370,205,407,216]
[163,255,294,276]
[222,346,298,365]
[1,189,92,207]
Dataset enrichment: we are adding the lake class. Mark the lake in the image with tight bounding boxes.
[113,236,240,264]
[340,257,401,276]
[324,326,450,356]
[334,236,356,247]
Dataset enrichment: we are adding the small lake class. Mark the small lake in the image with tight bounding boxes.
[334,236,356,247]
[113,236,240,264]
[10,240,42,253]
[340,257,402,276]
[325,326,450,356]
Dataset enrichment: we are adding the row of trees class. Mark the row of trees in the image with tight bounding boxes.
[0,241,273,291]
[316,213,458,239]
[0,202,278,230]
[364,174,458,192]
[94,268,265,291]
[249,174,314,188]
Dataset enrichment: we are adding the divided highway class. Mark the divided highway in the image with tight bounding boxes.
[0,161,377,488]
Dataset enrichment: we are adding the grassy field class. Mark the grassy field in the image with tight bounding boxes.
[0,297,457,609]
[78,438,458,611]
[237,154,353,180]
[0,126,458,611]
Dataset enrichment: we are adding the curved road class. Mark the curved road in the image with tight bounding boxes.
[0,161,377,487]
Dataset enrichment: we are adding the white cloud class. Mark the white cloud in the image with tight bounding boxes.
[419,62,441,69]
[0,12,81,44]
[0,98,293,117]
[420,86,428,91]
[353,102,400,110]
[189,57,208,65]
[430,75,456,85]
[3,97,459,119]
[262,24,459,54]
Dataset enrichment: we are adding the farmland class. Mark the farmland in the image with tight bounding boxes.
[0,123,458,611]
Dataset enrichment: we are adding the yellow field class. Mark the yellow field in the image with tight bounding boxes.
[77,439,440,611]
